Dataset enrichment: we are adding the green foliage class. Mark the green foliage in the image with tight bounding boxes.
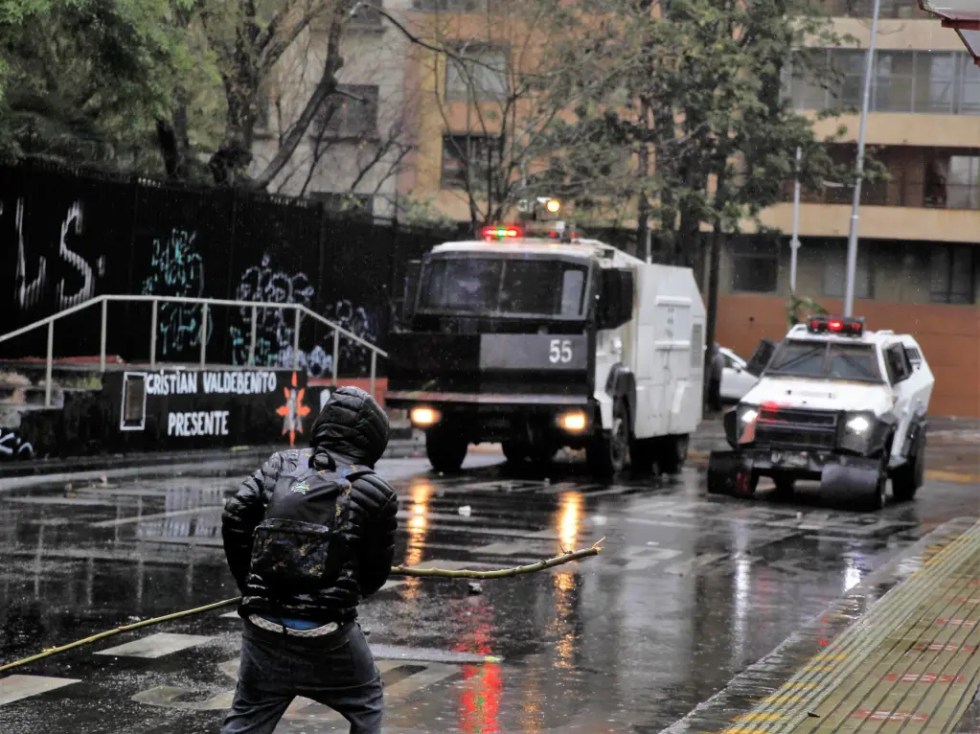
[0,0,206,172]
[542,0,847,267]
[787,293,828,327]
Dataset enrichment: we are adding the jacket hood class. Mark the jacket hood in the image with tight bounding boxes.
[310,386,389,467]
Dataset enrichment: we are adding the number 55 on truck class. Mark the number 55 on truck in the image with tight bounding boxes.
[384,225,706,477]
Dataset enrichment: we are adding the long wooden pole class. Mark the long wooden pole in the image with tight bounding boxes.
[0,541,603,675]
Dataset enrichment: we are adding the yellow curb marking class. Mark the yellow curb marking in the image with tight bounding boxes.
[721,729,770,734]
[925,469,980,485]
[733,712,783,722]
[811,652,848,661]
[763,694,804,703]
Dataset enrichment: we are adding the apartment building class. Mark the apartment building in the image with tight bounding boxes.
[716,0,980,417]
[253,1,978,416]
[250,0,416,221]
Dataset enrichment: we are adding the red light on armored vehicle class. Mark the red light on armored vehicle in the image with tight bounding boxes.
[807,316,865,337]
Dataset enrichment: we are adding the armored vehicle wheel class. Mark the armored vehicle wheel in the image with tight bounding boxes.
[657,434,689,475]
[858,456,888,511]
[587,399,629,478]
[501,440,528,463]
[733,469,758,498]
[426,426,468,473]
[892,430,925,502]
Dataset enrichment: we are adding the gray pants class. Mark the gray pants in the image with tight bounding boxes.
[221,621,384,734]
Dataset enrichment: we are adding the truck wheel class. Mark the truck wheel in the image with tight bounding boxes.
[587,400,629,478]
[773,477,795,497]
[892,430,925,502]
[501,441,527,464]
[528,442,557,465]
[630,437,659,475]
[657,434,689,475]
[426,426,468,473]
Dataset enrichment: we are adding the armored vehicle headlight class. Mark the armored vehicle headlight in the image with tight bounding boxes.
[558,410,588,433]
[840,411,879,455]
[410,407,441,427]
[735,403,758,445]
[846,415,872,434]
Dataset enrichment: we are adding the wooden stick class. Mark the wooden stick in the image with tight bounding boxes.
[0,541,603,674]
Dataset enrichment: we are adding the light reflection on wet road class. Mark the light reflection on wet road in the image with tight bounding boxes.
[0,448,976,733]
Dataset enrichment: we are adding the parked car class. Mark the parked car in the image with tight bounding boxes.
[719,347,759,403]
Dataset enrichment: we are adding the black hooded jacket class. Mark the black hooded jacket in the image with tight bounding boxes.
[221,386,398,623]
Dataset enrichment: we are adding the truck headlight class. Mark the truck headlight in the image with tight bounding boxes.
[840,411,878,455]
[410,407,441,427]
[557,410,588,433]
[735,403,758,445]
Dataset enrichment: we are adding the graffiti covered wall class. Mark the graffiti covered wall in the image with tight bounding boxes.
[0,162,451,373]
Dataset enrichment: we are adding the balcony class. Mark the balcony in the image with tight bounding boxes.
[810,0,931,19]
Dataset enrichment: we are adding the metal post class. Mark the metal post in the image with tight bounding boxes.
[369,351,377,401]
[332,329,340,385]
[790,147,802,295]
[249,304,257,366]
[99,299,108,373]
[293,308,301,370]
[150,299,158,367]
[45,321,54,408]
[844,0,881,317]
[200,303,209,367]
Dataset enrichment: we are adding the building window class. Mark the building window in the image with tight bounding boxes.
[314,85,379,140]
[785,50,980,116]
[441,134,500,189]
[731,240,778,294]
[947,156,980,210]
[823,245,873,300]
[930,245,975,304]
[445,44,509,101]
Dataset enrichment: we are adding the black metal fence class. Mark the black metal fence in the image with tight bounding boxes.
[0,161,461,376]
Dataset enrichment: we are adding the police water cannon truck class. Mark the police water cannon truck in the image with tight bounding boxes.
[708,316,934,510]
[385,224,707,477]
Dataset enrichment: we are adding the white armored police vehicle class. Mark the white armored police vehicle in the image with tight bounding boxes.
[708,316,934,510]
[385,225,706,477]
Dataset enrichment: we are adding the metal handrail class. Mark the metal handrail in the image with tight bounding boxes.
[0,295,388,407]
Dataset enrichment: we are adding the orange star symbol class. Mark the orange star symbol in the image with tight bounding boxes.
[275,372,312,447]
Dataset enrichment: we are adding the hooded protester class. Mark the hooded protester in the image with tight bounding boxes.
[221,386,398,734]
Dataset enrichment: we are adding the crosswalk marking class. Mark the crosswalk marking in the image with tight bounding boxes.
[96,632,215,659]
[0,674,80,706]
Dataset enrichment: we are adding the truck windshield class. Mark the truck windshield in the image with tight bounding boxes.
[419,256,590,318]
[765,340,883,382]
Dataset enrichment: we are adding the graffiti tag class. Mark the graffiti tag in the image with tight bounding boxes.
[0,428,34,461]
[141,229,210,356]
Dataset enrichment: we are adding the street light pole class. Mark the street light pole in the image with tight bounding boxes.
[790,146,802,295]
[843,0,882,317]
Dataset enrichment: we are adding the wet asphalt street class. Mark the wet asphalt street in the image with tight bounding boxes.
[0,437,977,734]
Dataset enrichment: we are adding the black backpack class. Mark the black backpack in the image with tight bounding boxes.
[248,456,374,595]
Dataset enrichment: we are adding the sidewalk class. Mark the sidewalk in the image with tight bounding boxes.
[665,517,980,734]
